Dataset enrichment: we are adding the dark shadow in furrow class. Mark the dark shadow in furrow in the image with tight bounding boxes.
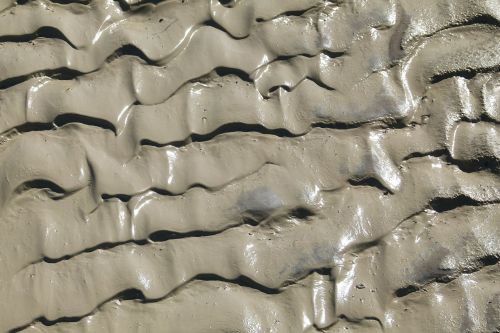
[54,114,117,133]
[140,122,296,148]
[7,288,147,333]
[203,20,241,39]
[9,122,54,134]
[265,77,333,96]
[14,180,78,201]
[214,67,253,83]
[9,264,334,331]
[452,157,500,174]
[100,185,208,203]
[38,205,316,266]
[147,229,219,242]
[255,6,324,23]
[101,193,133,202]
[402,149,448,161]
[348,201,500,261]
[463,14,500,28]
[7,274,280,332]
[394,285,419,298]
[428,195,493,213]
[271,50,345,63]
[105,44,156,65]
[216,0,234,8]
[0,26,77,49]
[0,68,87,90]
[42,240,149,264]
[0,46,155,90]
[39,208,314,264]
[394,255,500,298]
[431,65,500,85]
[478,113,500,125]
[194,274,281,294]
[400,15,500,54]
[114,0,171,11]
[403,149,499,174]
[311,121,369,130]
[289,207,315,220]
[139,119,406,149]
[16,180,66,195]
[2,114,117,136]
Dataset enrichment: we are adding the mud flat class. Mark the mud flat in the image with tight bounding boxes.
[0,0,498,332]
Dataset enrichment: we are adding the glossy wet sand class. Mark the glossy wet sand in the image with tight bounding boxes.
[0,0,499,332]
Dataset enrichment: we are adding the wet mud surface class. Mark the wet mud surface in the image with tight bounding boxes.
[0,0,499,332]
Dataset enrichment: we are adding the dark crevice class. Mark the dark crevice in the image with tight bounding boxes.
[311,121,363,130]
[395,255,499,298]
[140,123,296,148]
[402,149,448,161]
[148,187,174,196]
[450,157,499,173]
[431,65,500,85]
[264,76,334,97]
[217,0,235,7]
[348,177,389,194]
[39,202,313,265]
[140,138,183,147]
[203,20,239,38]
[289,207,315,220]
[10,268,331,331]
[195,274,280,294]
[9,122,54,134]
[8,288,146,332]
[364,316,385,329]
[14,180,72,200]
[274,54,299,61]
[256,7,320,22]
[148,229,218,242]
[105,44,155,65]
[478,112,500,125]
[113,0,131,11]
[214,67,253,83]
[314,267,332,276]
[38,315,85,326]
[16,180,66,197]
[242,216,260,226]
[381,117,410,129]
[306,76,334,91]
[403,149,499,173]
[119,288,147,301]
[2,115,116,137]
[0,26,77,48]
[467,14,500,27]
[404,15,500,51]
[349,238,384,255]
[394,284,419,297]
[272,50,344,63]
[101,186,202,203]
[42,239,148,264]
[321,50,345,59]
[429,195,487,213]
[54,114,117,134]
[101,193,133,202]
[0,67,86,90]
[479,254,500,267]
[268,85,291,94]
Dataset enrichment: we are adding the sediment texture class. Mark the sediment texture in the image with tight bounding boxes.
[0,0,499,332]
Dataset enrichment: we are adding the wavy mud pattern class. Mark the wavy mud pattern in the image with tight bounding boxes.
[0,0,499,332]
